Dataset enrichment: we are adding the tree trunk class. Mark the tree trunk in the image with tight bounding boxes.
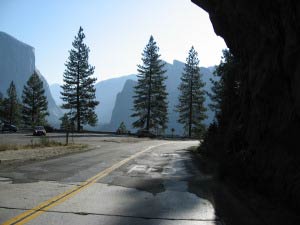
[32,89,35,126]
[76,66,80,132]
[9,100,12,125]
[146,72,152,131]
[66,130,69,145]
[188,73,193,138]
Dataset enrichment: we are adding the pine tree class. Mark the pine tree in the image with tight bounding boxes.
[0,92,4,120]
[60,113,70,131]
[22,72,49,126]
[117,121,127,134]
[2,81,21,125]
[131,36,168,133]
[208,49,237,124]
[176,46,207,138]
[61,26,99,132]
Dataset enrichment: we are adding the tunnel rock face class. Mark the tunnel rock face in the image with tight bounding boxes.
[192,0,300,207]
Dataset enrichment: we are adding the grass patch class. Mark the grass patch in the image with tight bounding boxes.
[64,143,88,150]
[0,142,87,152]
[0,144,20,151]
[26,136,63,148]
[0,137,65,151]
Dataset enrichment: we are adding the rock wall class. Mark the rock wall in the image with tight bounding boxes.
[192,0,300,208]
[108,79,137,132]
[0,31,62,127]
[0,31,35,96]
[95,74,137,124]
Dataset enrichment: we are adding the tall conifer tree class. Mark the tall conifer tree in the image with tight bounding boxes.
[131,36,168,133]
[22,72,48,126]
[3,81,21,125]
[176,46,207,138]
[61,27,99,131]
[208,49,236,123]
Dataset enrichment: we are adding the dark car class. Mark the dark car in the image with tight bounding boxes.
[2,124,18,133]
[33,126,46,136]
[136,129,156,138]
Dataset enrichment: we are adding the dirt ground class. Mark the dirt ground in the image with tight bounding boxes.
[0,132,140,146]
[0,145,91,167]
[0,132,144,168]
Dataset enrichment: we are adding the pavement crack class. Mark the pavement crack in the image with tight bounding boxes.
[0,206,33,211]
[74,211,89,215]
[50,210,220,222]
[0,206,219,222]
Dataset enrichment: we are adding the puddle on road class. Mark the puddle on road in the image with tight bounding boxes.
[127,164,177,176]
[160,153,180,158]
[163,180,188,192]
[102,150,202,196]
[102,176,166,195]
[0,177,12,183]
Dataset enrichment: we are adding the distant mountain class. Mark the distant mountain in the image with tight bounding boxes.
[100,79,137,131]
[49,83,63,106]
[94,74,136,124]
[102,60,216,135]
[50,74,137,126]
[0,31,62,127]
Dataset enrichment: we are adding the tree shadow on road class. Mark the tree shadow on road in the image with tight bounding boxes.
[96,148,300,225]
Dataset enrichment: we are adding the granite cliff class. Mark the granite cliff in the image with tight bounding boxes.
[0,32,62,127]
[193,0,300,208]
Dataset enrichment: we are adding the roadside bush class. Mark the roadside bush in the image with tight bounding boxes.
[38,136,62,147]
[44,125,54,132]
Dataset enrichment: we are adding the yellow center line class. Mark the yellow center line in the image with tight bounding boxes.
[2,142,171,225]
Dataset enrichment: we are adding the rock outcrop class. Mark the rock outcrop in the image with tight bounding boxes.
[0,31,62,127]
[192,0,300,208]
[94,74,136,124]
[0,32,35,95]
[107,79,137,132]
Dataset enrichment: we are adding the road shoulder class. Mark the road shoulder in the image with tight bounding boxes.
[190,151,300,225]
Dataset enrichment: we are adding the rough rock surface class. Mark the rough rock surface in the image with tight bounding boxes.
[192,0,300,208]
[0,31,62,126]
[95,74,136,124]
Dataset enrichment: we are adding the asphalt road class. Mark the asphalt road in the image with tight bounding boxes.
[0,135,271,225]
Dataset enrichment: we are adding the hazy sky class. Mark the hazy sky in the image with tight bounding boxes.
[0,0,226,84]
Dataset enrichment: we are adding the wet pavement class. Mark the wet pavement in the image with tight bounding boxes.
[0,138,271,225]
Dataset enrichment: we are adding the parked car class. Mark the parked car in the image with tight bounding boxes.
[136,129,156,138]
[2,124,18,133]
[33,126,46,136]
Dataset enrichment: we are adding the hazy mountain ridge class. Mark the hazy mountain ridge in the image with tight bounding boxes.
[100,60,216,135]
[100,79,137,132]
[0,28,215,133]
[50,74,137,125]
[49,83,63,106]
[0,31,62,127]
[94,74,137,124]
